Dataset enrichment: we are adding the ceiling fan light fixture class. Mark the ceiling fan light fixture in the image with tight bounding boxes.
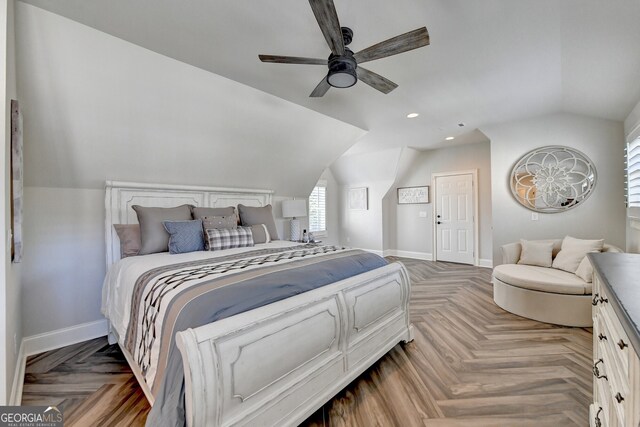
[327,49,357,88]
[327,69,357,88]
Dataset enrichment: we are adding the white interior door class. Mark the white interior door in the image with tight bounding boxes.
[435,173,475,264]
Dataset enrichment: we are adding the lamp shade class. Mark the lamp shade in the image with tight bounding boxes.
[282,199,307,218]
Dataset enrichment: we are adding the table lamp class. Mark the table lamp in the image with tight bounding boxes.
[282,199,307,241]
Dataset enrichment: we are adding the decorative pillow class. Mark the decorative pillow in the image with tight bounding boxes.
[113,224,141,258]
[201,216,237,249]
[237,204,279,240]
[575,252,600,283]
[250,224,271,244]
[132,204,193,255]
[163,220,205,254]
[205,226,255,251]
[517,239,554,267]
[202,215,237,230]
[552,236,604,273]
[191,206,236,220]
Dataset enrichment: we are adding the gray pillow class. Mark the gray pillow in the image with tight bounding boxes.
[132,204,193,254]
[250,224,271,244]
[113,224,141,258]
[202,216,237,230]
[191,206,236,220]
[163,220,205,254]
[237,204,279,240]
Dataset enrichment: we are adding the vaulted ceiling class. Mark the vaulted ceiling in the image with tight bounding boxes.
[18,0,640,155]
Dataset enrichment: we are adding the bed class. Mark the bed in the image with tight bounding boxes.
[102,181,414,427]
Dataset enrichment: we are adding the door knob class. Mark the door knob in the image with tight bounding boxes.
[437,221,442,225]
[437,214,441,218]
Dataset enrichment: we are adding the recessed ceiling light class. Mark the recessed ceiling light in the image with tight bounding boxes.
[445,136,455,141]
[406,113,419,119]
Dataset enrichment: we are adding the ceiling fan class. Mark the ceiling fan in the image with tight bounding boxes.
[259,0,430,97]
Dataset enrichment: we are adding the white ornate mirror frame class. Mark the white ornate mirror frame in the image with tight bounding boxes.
[510,145,597,213]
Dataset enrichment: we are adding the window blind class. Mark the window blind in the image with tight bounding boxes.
[309,182,326,234]
[627,138,640,207]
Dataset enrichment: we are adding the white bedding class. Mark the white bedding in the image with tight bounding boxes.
[101,240,303,346]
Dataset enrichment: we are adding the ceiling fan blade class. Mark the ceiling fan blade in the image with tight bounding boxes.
[258,55,327,65]
[310,76,331,97]
[356,67,398,94]
[308,0,345,56]
[354,27,430,64]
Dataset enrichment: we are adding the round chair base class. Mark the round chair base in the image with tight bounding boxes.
[493,277,592,327]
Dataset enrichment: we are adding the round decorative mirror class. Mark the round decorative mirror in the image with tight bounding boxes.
[510,145,597,213]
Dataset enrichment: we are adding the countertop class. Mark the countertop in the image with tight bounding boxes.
[589,252,640,355]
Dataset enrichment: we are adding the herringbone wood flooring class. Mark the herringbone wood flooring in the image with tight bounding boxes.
[22,259,592,426]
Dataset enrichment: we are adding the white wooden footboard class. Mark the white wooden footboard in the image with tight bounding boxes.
[175,261,413,427]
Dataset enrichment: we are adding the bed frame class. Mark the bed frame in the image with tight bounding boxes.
[104,181,414,427]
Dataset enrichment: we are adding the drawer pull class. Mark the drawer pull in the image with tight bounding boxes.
[598,333,607,341]
[592,359,607,380]
[594,406,603,427]
[592,293,600,306]
[599,296,608,304]
[617,339,628,350]
[615,392,624,403]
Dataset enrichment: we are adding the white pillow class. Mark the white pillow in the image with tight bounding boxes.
[575,254,597,283]
[552,236,604,274]
[517,239,554,267]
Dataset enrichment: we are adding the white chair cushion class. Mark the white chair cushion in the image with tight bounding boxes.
[552,236,604,273]
[493,264,591,295]
[517,239,554,267]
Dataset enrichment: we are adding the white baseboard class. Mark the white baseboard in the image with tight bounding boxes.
[383,250,433,261]
[23,319,109,357]
[478,258,493,268]
[9,341,26,405]
[383,250,492,267]
[10,319,109,406]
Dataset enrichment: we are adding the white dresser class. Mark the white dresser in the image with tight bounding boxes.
[591,253,640,427]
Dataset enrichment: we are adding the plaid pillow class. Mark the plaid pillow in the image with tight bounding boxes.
[205,226,254,251]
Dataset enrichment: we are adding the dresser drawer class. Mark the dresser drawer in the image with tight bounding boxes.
[597,288,631,377]
[595,310,629,381]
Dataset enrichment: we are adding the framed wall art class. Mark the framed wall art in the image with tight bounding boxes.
[397,186,429,204]
[348,187,368,210]
[11,99,23,262]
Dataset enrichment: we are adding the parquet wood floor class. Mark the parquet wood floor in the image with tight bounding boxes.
[21,258,592,426]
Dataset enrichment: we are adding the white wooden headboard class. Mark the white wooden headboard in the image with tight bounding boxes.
[105,181,274,266]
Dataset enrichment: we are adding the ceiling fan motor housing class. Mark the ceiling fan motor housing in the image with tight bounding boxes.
[327,48,357,88]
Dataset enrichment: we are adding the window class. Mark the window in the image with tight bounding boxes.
[627,138,640,207]
[308,181,327,235]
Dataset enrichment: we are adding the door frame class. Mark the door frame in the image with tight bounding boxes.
[431,169,479,266]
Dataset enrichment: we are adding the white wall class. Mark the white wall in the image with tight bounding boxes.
[0,0,20,404]
[331,148,404,253]
[624,98,640,253]
[484,112,626,264]
[21,188,104,337]
[386,142,492,263]
[15,3,365,196]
